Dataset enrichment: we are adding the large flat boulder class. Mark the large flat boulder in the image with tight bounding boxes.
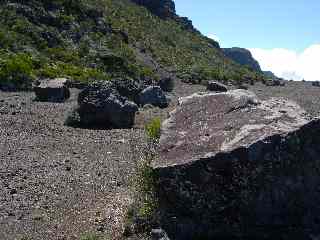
[34,78,70,102]
[153,90,320,239]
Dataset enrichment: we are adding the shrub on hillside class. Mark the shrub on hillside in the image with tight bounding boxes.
[0,53,34,90]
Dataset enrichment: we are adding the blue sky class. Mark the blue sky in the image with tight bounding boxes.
[174,0,320,51]
[174,0,320,80]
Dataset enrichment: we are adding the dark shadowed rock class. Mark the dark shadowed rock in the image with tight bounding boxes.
[265,78,286,87]
[75,82,138,129]
[159,77,174,92]
[206,81,228,92]
[153,90,320,239]
[312,81,320,87]
[131,0,176,19]
[34,78,70,102]
[110,77,144,104]
[151,228,170,240]
[139,86,169,108]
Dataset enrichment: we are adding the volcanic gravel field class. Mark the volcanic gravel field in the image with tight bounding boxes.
[0,80,320,240]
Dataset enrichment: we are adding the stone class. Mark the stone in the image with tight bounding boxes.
[34,78,70,102]
[131,0,176,19]
[206,81,228,92]
[110,77,144,103]
[265,78,286,87]
[159,77,174,92]
[76,82,138,129]
[312,81,320,87]
[139,86,169,108]
[153,90,320,239]
[151,228,170,240]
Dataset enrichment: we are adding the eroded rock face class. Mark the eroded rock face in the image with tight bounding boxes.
[223,47,262,72]
[131,0,176,19]
[34,78,70,102]
[76,82,138,128]
[153,90,320,239]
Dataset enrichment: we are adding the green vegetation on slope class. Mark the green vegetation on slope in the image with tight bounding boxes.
[0,0,263,89]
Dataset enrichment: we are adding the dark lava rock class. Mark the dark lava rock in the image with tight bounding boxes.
[265,79,286,87]
[312,81,320,87]
[139,86,169,108]
[159,77,174,92]
[131,0,176,19]
[76,82,138,129]
[131,0,199,33]
[206,81,228,92]
[151,228,170,240]
[34,78,70,102]
[153,90,320,239]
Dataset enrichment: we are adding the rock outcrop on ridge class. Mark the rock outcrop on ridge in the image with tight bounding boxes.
[223,47,262,72]
[153,89,320,239]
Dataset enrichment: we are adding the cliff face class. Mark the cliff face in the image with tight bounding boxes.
[223,47,262,72]
[131,0,199,32]
[131,0,176,19]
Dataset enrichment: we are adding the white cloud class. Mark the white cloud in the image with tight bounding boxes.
[249,44,320,81]
[207,33,220,42]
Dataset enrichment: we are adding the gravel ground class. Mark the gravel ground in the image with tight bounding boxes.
[0,80,320,240]
[251,81,320,117]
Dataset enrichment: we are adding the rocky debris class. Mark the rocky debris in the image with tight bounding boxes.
[153,89,320,239]
[131,0,199,33]
[65,80,88,89]
[312,81,320,87]
[139,86,169,108]
[223,47,262,72]
[159,77,174,92]
[131,0,176,19]
[265,78,286,87]
[0,89,147,240]
[0,82,17,92]
[206,81,228,92]
[34,78,70,102]
[151,228,170,240]
[74,82,138,129]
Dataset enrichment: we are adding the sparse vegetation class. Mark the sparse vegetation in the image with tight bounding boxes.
[145,117,161,140]
[0,53,35,89]
[0,0,263,90]
[123,121,161,237]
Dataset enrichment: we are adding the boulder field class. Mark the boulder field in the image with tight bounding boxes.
[153,90,320,239]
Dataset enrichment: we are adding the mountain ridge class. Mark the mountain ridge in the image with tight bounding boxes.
[0,0,264,90]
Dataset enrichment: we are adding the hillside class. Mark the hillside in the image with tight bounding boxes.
[0,0,263,90]
[222,47,262,72]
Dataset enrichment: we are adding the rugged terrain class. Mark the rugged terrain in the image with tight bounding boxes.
[1,80,320,240]
[0,0,264,91]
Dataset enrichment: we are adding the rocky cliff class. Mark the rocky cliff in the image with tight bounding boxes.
[223,47,262,72]
[131,0,199,32]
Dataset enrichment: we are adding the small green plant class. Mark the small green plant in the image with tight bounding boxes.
[0,53,34,89]
[145,118,161,140]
